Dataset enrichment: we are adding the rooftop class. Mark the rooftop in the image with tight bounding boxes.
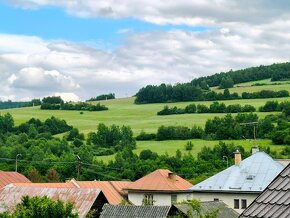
[126,169,192,192]
[0,171,31,189]
[100,204,185,218]
[190,152,284,193]
[239,163,290,218]
[0,186,104,218]
[12,179,131,205]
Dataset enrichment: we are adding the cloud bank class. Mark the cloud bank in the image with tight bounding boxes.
[0,1,290,101]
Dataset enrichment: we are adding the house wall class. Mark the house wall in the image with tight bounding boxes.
[189,192,258,214]
[128,192,191,206]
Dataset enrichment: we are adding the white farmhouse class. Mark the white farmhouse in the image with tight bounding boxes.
[125,169,192,206]
[189,149,284,214]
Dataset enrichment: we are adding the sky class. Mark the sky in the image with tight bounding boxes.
[0,1,290,101]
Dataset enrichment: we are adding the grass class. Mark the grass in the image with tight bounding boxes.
[1,81,289,162]
[212,78,290,94]
[96,139,285,163]
[1,97,288,136]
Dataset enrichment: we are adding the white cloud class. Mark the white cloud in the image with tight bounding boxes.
[54,92,80,102]
[1,0,290,101]
[5,0,290,26]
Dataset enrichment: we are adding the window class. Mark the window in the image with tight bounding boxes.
[143,194,154,205]
[171,194,177,204]
[214,198,219,201]
[241,199,247,209]
[234,199,239,209]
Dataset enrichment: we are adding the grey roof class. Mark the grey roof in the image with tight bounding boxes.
[190,152,284,193]
[176,201,239,218]
[100,204,185,218]
[239,163,290,218]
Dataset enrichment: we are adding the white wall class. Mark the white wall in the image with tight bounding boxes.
[128,192,191,206]
[189,192,258,214]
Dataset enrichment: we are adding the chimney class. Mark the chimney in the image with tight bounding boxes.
[234,150,242,165]
[252,146,259,154]
[168,172,177,180]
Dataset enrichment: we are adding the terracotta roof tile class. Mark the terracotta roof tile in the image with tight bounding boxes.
[126,169,192,191]
[0,171,31,189]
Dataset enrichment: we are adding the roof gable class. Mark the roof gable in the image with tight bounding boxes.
[239,163,290,218]
[126,169,192,191]
[0,186,103,218]
[191,152,284,192]
[0,171,31,189]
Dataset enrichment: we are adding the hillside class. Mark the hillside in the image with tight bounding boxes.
[1,79,289,162]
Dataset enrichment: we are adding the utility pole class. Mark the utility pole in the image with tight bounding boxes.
[15,154,22,172]
[239,122,258,140]
[76,155,81,181]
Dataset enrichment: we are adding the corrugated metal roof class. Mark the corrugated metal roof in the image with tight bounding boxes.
[176,201,239,218]
[0,186,102,218]
[76,181,132,205]
[12,179,131,205]
[100,204,174,218]
[190,152,284,193]
[239,163,290,218]
[126,169,192,191]
[0,171,31,189]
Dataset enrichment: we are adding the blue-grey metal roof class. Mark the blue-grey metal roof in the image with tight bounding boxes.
[190,152,284,193]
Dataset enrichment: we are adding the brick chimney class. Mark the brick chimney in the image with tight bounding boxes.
[168,172,177,180]
[234,150,242,165]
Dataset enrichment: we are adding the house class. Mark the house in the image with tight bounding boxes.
[239,163,290,218]
[125,169,193,206]
[0,186,108,218]
[0,171,31,189]
[12,179,131,205]
[189,150,284,214]
[100,204,187,218]
[175,201,239,218]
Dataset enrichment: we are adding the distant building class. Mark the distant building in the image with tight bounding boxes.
[100,204,187,218]
[239,163,290,218]
[189,150,284,214]
[0,186,108,218]
[0,171,31,189]
[125,169,192,206]
[12,179,131,205]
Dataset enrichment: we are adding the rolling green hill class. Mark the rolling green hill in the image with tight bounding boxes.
[1,79,289,161]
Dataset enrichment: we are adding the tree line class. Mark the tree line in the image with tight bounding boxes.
[137,111,290,145]
[191,62,290,88]
[86,93,115,101]
[135,83,289,104]
[157,102,256,115]
[40,96,108,111]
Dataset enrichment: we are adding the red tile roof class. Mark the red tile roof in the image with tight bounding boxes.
[12,179,132,205]
[0,186,103,218]
[126,169,192,191]
[0,171,31,189]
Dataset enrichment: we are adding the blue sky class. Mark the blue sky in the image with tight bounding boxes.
[0,1,288,101]
[0,2,206,49]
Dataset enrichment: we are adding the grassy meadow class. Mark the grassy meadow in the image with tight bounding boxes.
[1,79,289,162]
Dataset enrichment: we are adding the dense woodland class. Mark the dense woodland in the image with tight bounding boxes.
[135,62,290,104]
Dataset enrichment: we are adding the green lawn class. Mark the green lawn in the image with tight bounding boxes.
[96,138,285,163]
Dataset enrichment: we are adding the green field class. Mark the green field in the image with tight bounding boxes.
[212,78,290,94]
[1,81,289,162]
